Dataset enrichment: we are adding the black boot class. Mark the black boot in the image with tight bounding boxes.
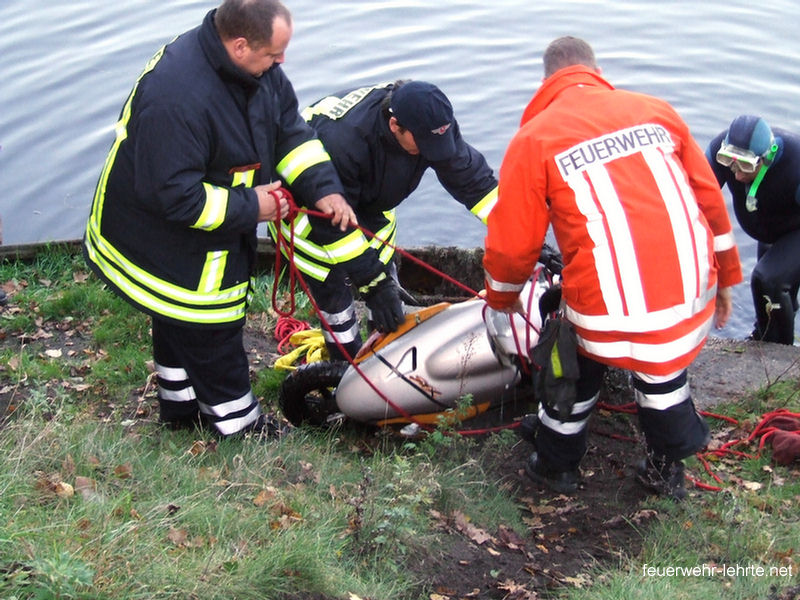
[525,452,579,494]
[635,452,687,501]
[517,413,539,444]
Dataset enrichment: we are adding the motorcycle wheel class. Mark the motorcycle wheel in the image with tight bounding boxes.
[278,361,349,427]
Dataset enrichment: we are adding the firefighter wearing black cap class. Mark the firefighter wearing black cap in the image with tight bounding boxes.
[271,80,499,360]
[707,115,800,344]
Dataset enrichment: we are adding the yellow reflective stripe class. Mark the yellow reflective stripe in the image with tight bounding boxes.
[369,211,397,250]
[377,227,397,264]
[300,84,391,121]
[84,233,247,324]
[267,222,331,281]
[193,183,229,231]
[550,341,564,378]
[199,250,228,293]
[273,241,330,281]
[231,169,256,187]
[89,46,167,235]
[471,186,498,224]
[285,213,312,237]
[323,230,371,262]
[276,140,331,185]
[86,221,247,305]
[300,96,341,121]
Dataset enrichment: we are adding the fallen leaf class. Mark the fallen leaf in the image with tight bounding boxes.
[167,527,189,547]
[253,487,278,507]
[74,476,97,500]
[741,480,763,491]
[453,510,494,545]
[44,348,62,358]
[55,482,74,499]
[563,573,592,588]
[114,463,133,479]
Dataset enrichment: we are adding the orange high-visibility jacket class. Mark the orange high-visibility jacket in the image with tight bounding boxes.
[484,66,742,375]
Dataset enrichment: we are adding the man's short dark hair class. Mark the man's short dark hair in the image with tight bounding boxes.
[543,36,597,78]
[215,0,291,48]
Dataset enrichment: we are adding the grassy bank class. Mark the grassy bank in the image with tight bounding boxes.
[1,249,799,599]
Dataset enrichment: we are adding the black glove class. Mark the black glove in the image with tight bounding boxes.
[360,273,405,333]
[539,244,563,275]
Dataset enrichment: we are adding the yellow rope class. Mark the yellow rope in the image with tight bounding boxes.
[273,329,329,371]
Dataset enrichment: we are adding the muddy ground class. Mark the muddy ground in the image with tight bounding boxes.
[2,305,800,599]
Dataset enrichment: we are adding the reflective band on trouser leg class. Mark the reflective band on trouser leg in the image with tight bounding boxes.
[633,369,709,461]
[153,320,200,423]
[153,319,261,436]
[304,267,363,361]
[534,354,606,472]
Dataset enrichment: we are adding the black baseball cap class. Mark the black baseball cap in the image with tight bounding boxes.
[390,81,457,161]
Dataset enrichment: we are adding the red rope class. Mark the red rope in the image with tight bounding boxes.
[598,402,800,492]
[270,193,800,460]
[274,316,312,355]
[270,193,432,427]
[268,191,550,435]
[270,189,300,317]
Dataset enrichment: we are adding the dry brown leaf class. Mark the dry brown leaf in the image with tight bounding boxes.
[497,579,537,599]
[73,271,89,283]
[167,527,189,547]
[54,482,74,499]
[453,510,493,545]
[741,480,763,491]
[563,573,592,588]
[74,476,97,499]
[253,486,278,507]
[114,463,133,479]
[188,441,208,456]
[497,524,525,550]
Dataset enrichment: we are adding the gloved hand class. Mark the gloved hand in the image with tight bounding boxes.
[539,243,564,275]
[360,272,405,333]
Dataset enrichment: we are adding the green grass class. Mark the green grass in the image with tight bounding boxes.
[2,249,800,599]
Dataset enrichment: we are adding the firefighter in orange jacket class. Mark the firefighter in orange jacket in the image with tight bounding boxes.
[483,37,742,499]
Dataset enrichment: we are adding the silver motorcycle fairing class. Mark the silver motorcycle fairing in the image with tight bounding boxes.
[335,275,549,423]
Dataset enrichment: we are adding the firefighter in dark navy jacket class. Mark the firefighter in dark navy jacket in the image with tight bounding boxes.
[707,115,800,344]
[270,80,499,360]
[83,0,356,436]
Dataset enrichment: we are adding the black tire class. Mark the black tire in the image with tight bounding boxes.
[278,361,349,427]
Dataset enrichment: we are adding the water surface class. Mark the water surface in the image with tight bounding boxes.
[2,1,798,339]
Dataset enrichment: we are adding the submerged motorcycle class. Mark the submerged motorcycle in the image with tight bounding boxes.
[278,255,562,430]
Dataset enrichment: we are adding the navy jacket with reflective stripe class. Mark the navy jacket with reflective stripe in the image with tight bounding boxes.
[83,9,342,327]
[304,82,497,246]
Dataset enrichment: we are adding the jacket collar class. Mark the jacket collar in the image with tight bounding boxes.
[520,65,614,126]
[198,9,261,91]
